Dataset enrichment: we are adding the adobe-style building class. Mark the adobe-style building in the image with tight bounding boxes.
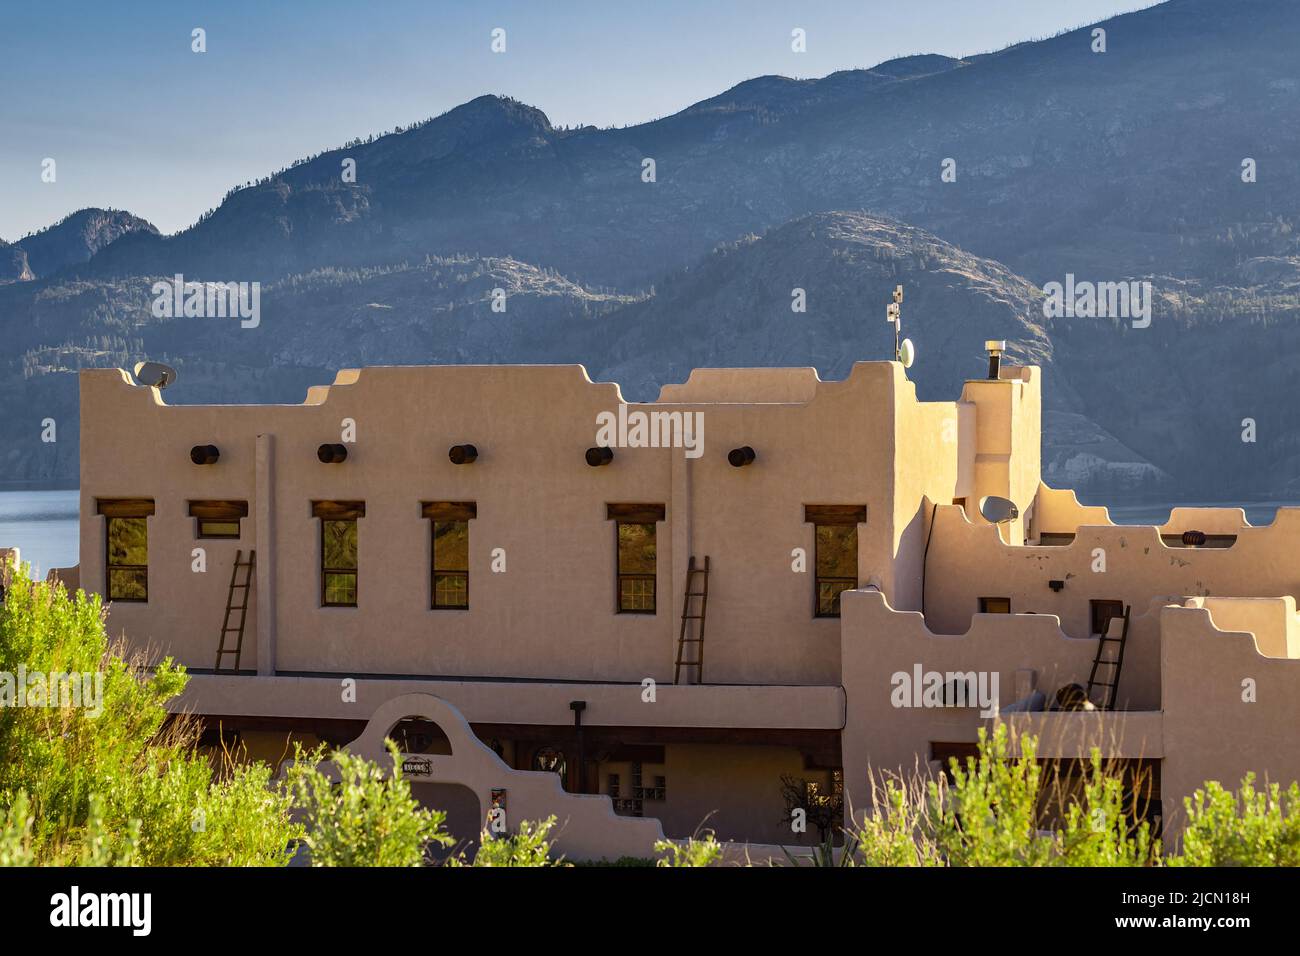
[44,346,1300,857]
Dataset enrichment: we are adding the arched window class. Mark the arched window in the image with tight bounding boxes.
[386,718,453,755]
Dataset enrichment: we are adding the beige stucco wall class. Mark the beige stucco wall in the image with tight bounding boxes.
[78,358,1052,690]
[1193,596,1300,659]
[838,587,1101,816]
[1159,604,1300,841]
[323,693,669,862]
[79,361,955,686]
[838,586,1300,840]
[923,503,1300,640]
[175,673,846,730]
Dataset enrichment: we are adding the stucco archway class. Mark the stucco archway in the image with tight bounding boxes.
[335,693,668,862]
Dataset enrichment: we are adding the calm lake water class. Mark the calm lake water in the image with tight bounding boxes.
[1077,497,1300,528]
[1,490,1299,581]
[0,489,79,579]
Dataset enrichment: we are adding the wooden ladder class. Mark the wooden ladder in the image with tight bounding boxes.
[214,550,255,672]
[1086,604,1131,710]
[674,556,710,685]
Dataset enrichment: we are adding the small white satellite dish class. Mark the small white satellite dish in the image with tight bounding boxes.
[979,495,1019,524]
[133,361,178,389]
[899,338,915,369]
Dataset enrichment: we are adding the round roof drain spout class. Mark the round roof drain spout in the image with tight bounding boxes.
[317,443,349,464]
[727,446,756,467]
[449,444,478,465]
[190,444,219,465]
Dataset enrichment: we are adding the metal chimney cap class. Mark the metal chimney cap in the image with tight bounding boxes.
[984,340,1007,353]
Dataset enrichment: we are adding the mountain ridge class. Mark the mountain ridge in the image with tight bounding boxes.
[1,0,1297,498]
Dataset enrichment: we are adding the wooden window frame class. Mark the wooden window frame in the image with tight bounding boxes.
[424,502,476,610]
[188,500,248,539]
[97,499,154,603]
[805,505,865,619]
[313,501,364,608]
[609,504,664,615]
[980,596,1012,614]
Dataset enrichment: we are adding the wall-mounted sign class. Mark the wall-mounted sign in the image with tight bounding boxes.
[401,755,433,777]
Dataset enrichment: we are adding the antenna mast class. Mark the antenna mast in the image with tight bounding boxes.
[886,285,903,361]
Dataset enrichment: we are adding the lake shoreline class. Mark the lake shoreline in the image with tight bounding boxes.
[0,479,79,492]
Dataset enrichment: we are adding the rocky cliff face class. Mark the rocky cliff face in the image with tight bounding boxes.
[14,208,158,279]
[0,241,34,285]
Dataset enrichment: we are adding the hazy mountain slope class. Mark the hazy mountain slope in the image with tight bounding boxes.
[14,209,157,278]
[592,211,1052,398]
[0,257,637,484]
[587,210,1167,490]
[4,206,1292,495]
[679,55,965,119]
[75,0,1300,291]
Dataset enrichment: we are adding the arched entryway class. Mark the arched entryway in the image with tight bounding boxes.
[409,782,482,862]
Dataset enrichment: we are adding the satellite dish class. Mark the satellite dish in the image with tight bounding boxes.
[979,495,1020,524]
[899,338,916,369]
[133,361,178,389]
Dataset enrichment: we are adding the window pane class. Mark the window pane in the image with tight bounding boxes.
[434,571,468,608]
[198,519,241,538]
[617,523,656,574]
[817,580,851,616]
[108,517,148,567]
[815,525,856,578]
[433,520,468,572]
[324,572,357,606]
[620,576,655,612]
[109,568,148,601]
[323,520,357,570]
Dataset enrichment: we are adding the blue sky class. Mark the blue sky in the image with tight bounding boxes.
[0,0,1158,238]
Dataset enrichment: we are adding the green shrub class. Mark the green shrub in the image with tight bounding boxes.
[655,831,722,867]
[1054,749,1156,867]
[448,816,565,867]
[1172,775,1300,866]
[854,725,1158,867]
[286,740,452,866]
[0,560,299,865]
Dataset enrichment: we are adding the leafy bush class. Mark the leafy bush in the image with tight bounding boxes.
[655,831,722,867]
[285,741,452,867]
[0,560,299,865]
[1171,775,1300,866]
[448,816,565,867]
[853,724,1157,867]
